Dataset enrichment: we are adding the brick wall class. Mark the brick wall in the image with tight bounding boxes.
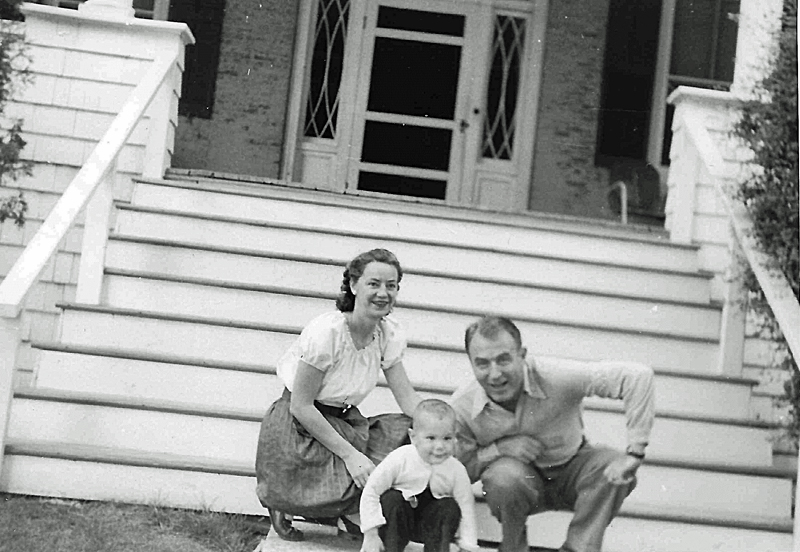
[172,1,298,179]
[528,0,613,219]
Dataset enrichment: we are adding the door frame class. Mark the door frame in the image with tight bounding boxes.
[282,0,548,212]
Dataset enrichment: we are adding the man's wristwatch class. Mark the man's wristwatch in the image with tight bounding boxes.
[626,447,645,460]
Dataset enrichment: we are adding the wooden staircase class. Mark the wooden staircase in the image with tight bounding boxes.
[1,172,794,551]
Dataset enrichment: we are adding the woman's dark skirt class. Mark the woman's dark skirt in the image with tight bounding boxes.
[255,391,412,518]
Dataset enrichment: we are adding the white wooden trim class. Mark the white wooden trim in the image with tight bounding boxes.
[515,0,547,210]
[0,53,177,316]
[647,0,676,171]
[280,0,315,182]
[152,0,169,21]
[716,221,747,376]
[143,62,177,178]
[0,316,21,476]
[75,164,115,304]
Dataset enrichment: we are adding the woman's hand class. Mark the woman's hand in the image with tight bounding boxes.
[360,528,384,552]
[344,450,376,488]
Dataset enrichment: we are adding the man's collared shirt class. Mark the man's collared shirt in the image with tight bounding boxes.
[450,356,655,481]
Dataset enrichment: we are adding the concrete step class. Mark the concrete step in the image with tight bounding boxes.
[114,204,713,305]
[2,440,793,552]
[7,388,792,518]
[130,179,703,274]
[32,343,757,420]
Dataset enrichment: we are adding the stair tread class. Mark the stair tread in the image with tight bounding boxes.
[13,386,790,476]
[114,202,714,281]
[57,299,721,348]
[30,340,759,388]
[5,438,794,533]
[104,264,722,315]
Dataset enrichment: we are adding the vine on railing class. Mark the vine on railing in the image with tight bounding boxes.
[731,0,799,446]
[0,0,32,227]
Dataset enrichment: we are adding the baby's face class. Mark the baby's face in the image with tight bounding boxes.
[409,414,456,465]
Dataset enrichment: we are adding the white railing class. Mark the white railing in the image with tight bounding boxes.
[676,98,800,543]
[0,51,179,472]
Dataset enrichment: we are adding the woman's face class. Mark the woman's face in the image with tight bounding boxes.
[350,261,399,319]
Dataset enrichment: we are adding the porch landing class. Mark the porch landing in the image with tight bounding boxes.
[163,168,673,243]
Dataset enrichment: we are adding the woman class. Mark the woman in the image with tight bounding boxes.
[255,248,422,541]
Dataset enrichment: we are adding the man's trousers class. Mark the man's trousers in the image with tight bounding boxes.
[480,443,636,552]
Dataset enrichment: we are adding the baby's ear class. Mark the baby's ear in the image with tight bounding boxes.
[407,428,415,439]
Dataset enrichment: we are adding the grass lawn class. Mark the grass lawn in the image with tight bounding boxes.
[0,493,270,552]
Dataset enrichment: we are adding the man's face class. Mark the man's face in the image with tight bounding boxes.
[468,330,527,408]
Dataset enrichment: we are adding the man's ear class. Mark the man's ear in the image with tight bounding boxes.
[519,346,528,359]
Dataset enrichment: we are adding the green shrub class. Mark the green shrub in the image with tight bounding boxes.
[733,0,799,444]
[0,0,31,226]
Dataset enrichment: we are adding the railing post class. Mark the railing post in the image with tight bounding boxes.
[666,110,698,245]
[0,312,21,474]
[717,221,747,376]
[143,64,176,179]
[78,0,135,19]
[75,162,116,304]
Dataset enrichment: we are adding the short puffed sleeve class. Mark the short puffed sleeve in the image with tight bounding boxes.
[379,316,407,370]
[293,312,342,372]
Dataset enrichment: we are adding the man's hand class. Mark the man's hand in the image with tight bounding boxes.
[603,455,642,485]
[496,435,544,463]
[360,528,384,552]
[344,451,376,489]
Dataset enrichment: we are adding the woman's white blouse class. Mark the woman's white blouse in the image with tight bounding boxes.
[276,311,407,406]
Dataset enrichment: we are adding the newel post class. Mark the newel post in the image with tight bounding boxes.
[78,0,135,20]
[0,308,22,473]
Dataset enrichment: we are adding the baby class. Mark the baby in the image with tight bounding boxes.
[360,399,478,552]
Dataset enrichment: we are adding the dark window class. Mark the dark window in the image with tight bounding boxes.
[358,172,446,200]
[596,0,663,166]
[661,0,740,163]
[169,0,226,119]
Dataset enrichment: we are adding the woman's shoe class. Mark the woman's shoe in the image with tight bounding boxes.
[337,515,362,539]
[268,508,305,541]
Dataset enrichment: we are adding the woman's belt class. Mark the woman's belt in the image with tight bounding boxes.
[282,388,353,418]
[314,401,354,418]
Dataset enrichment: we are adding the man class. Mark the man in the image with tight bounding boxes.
[450,316,655,552]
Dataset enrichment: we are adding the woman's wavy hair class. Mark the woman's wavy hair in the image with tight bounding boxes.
[335,249,403,312]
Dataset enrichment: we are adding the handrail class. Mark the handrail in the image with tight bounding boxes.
[0,52,177,318]
[682,114,800,362]
[680,109,800,547]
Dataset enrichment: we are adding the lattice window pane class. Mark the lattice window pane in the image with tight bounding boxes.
[482,15,525,161]
[304,0,350,139]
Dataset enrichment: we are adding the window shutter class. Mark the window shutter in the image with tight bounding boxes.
[169,0,226,119]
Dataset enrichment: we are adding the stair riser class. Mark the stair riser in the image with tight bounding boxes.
[106,231,710,308]
[130,183,701,273]
[7,398,789,517]
[58,307,720,390]
[102,274,721,343]
[4,455,792,552]
[115,209,711,304]
[34,350,754,419]
[14,360,774,467]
